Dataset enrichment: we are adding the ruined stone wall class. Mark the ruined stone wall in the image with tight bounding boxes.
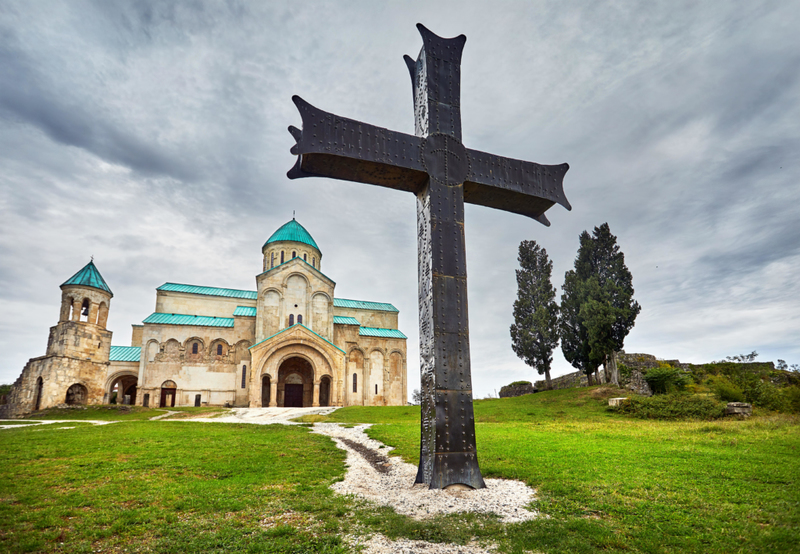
[615,352,685,396]
[531,353,686,395]
[535,369,607,391]
[499,382,535,397]
[2,355,110,417]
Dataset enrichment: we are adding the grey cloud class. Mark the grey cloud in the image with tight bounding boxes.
[2,0,800,390]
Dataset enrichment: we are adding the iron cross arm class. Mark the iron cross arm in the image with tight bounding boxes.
[287,96,571,225]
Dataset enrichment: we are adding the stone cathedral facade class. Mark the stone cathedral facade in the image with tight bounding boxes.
[2,219,408,417]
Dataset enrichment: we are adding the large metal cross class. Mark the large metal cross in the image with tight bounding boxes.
[288,24,570,489]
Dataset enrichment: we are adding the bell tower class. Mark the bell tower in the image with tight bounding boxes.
[47,260,114,363]
[0,260,116,417]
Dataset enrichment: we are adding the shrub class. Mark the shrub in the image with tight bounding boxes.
[745,380,789,412]
[706,375,745,402]
[612,393,725,420]
[643,365,689,395]
[784,386,800,414]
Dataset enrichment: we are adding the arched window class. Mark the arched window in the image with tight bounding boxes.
[271,253,275,268]
[289,314,294,326]
[375,384,378,395]
[192,343,199,354]
[303,253,307,261]
[241,365,247,388]
[297,314,302,324]
[292,251,296,258]
[312,257,316,268]
[281,251,284,263]
[217,344,223,356]
[353,373,357,393]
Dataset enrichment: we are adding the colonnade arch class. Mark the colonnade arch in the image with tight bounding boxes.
[106,371,138,405]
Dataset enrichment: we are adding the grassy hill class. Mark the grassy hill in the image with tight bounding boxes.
[1,387,798,553]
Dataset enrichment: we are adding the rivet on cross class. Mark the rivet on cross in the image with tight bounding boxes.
[288,24,570,490]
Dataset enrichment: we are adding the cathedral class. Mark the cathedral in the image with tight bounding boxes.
[1,219,408,417]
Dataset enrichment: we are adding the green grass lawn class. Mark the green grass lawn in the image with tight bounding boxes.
[19,405,229,421]
[2,387,798,553]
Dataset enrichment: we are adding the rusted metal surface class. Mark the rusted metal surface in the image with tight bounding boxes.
[288,23,570,489]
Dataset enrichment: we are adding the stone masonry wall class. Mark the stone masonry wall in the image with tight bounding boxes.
[532,352,687,396]
[1,355,109,417]
[535,369,607,391]
[499,381,535,398]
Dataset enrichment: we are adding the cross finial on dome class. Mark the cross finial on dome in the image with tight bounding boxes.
[293,210,295,219]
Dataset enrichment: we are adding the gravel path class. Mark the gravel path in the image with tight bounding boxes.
[313,423,538,524]
[169,406,338,425]
[345,533,498,554]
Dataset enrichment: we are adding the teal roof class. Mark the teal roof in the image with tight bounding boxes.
[157,283,257,300]
[157,285,397,315]
[333,315,360,326]
[264,219,320,250]
[334,298,398,312]
[249,323,345,354]
[358,327,407,339]
[109,346,141,362]
[233,306,257,317]
[143,313,235,328]
[61,261,112,295]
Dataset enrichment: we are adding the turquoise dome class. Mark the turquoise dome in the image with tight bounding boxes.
[61,260,113,296]
[263,219,320,250]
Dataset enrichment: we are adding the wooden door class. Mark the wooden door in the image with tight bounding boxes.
[284,384,304,407]
[160,388,176,408]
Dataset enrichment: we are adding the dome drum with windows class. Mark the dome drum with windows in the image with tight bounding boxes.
[262,218,321,272]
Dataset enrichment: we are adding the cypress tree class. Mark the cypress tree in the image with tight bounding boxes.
[560,223,640,385]
[510,240,559,390]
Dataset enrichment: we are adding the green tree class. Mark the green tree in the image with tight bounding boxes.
[559,223,641,385]
[510,241,559,390]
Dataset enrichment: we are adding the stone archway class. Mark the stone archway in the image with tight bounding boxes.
[65,383,88,406]
[108,373,138,405]
[277,357,314,407]
[319,375,331,407]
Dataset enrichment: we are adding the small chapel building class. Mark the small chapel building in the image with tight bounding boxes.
[2,219,408,417]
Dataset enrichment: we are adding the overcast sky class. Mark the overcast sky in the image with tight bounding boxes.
[1,1,798,396]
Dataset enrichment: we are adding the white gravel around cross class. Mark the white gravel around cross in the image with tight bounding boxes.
[312,422,539,524]
[344,533,498,554]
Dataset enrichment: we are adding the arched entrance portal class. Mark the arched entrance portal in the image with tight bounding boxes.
[65,383,88,405]
[277,357,314,407]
